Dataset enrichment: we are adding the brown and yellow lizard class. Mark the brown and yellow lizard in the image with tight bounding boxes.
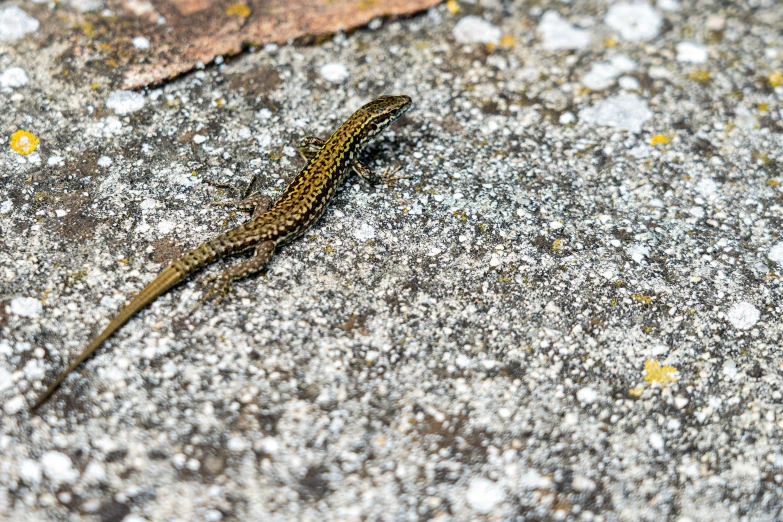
[32,94,412,410]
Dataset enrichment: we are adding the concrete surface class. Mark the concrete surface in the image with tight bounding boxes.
[1,0,783,521]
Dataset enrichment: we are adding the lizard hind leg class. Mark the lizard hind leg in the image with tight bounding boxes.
[192,240,275,313]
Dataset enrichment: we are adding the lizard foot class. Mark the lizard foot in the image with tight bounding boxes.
[377,165,409,186]
[206,174,258,206]
[191,273,233,314]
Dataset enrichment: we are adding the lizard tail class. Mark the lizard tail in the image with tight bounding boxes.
[31,263,187,411]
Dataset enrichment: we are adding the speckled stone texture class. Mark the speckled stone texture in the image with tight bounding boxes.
[1,1,783,521]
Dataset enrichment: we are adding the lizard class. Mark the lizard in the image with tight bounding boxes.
[31,94,412,411]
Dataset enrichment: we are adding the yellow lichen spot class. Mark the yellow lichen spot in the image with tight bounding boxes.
[80,21,95,37]
[604,37,617,47]
[631,293,652,305]
[91,83,99,89]
[486,43,496,52]
[611,297,617,306]
[225,3,251,17]
[10,130,40,155]
[215,98,224,107]
[650,134,669,146]
[768,71,783,87]
[501,34,515,48]
[758,103,768,111]
[552,238,563,252]
[767,180,779,186]
[629,387,644,397]
[106,59,118,67]
[358,0,376,8]
[453,210,467,221]
[445,0,460,14]
[689,69,711,83]
[323,245,334,253]
[644,360,678,386]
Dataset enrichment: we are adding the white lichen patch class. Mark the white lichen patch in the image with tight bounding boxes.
[694,178,718,198]
[9,297,42,317]
[354,223,376,241]
[727,302,759,330]
[41,452,79,484]
[582,55,636,90]
[676,42,709,63]
[605,2,662,42]
[453,16,502,45]
[47,155,64,166]
[132,36,151,49]
[537,11,591,50]
[466,478,505,514]
[319,63,349,83]
[577,387,597,404]
[627,244,649,263]
[89,116,124,137]
[769,242,783,266]
[578,94,653,133]
[0,67,29,89]
[19,460,42,484]
[106,90,146,115]
[65,0,104,12]
[0,6,39,42]
[157,219,176,235]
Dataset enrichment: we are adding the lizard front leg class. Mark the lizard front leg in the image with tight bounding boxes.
[298,136,391,184]
[297,136,325,161]
[209,174,273,220]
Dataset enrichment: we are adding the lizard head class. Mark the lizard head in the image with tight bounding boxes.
[358,95,412,140]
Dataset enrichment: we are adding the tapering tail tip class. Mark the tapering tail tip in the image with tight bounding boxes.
[29,264,187,412]
[30,386,56,412]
